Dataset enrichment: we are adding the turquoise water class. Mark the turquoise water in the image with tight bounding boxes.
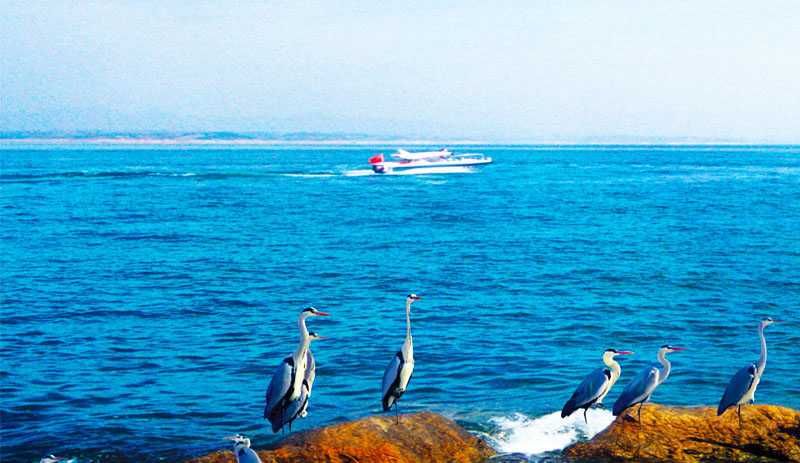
[1,144,799,462]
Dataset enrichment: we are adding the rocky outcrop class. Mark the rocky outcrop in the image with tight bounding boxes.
[187,411,496,463]
[563,403,800,462]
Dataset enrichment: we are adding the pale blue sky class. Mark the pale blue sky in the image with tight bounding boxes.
[2,1,799,142]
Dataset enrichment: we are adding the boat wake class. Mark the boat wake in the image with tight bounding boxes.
[282,173,336,178]
[343,167,476,176]
[2,168,475,184]
[485,409,613,456]
[343,169,375,176]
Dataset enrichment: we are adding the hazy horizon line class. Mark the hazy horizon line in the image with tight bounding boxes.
[2,131,798,146]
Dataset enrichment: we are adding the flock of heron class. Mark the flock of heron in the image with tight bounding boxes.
[234,294,423,463]
[561,317,784,430]
[263,294,423,434]
[38,294,785,463]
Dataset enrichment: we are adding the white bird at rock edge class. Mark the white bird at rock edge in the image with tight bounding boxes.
[40,455,67,463]
[223,434,262,463]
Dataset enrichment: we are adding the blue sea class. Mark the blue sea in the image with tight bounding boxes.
[2,144,799,463]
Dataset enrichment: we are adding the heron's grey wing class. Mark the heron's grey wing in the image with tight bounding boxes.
[264,358,293,419]
[305,350,316,394]
[239,446,263,463]
[282,381,310,426]
[562,367,609,417]
[381,351,403,410]
[718,363,757,415]
[613,366,658,416]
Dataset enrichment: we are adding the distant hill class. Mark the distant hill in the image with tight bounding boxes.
[0,131,790,145]
[0,131,444,142]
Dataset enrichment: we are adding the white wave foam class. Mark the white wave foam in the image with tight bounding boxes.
[488,409,614,455]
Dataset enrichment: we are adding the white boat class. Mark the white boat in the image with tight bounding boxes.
[368,149,492,174]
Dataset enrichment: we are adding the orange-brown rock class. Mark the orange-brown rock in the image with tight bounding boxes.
[186,411,496,463]
[563,403,800,462]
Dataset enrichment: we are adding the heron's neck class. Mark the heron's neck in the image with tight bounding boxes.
[756,323,767,376]
[403,299,413,354]
[605,356,622,385]
[292,329,311,360]
[656,350,671,385]
[405,299,413,339]
[298,313,310,336]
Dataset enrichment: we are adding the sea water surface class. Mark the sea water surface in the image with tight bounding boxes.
[1,144,799,462]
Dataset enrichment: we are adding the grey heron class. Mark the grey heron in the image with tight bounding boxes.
[562,349,634,423]
[40,456,66,463]
[717,317,785,429]
[381,294,422,423]
[279,331,327,432]
[612,345,685,429]
[223,434,262,463]
[264,307,330,433]
[287,307,328,425]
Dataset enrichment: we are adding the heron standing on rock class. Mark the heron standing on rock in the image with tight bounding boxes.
[613,345,686,429]
[382,294,422,423]
[264,307,330,433]
[718,317,785,429]
[562,348,634,423]
[279,331,328,432]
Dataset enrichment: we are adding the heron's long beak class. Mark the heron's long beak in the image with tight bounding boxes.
[672,347,687,351]
[316,336,331,340]
[316,312,331,316]
[223,437,236,440]
[618,351,634,355]
[774,319,787,322]
[412,296,422,300]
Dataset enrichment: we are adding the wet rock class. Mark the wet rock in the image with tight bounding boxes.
[187,411,496,463]
[563,403,800,462]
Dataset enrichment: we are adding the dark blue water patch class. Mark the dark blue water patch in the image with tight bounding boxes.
[67,395,120,406]
[0,170,161,182]
[108,347,137,353]
[27,391,73,402]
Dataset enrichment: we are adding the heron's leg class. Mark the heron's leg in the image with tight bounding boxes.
[738,405,742,430]
[596,403,606,410]
[395,401,400,424]
[637,403,643,430]
[584,407,588,424]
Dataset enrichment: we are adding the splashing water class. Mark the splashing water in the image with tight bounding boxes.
[488,409,614,456]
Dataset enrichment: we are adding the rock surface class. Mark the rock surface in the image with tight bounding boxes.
[187,411,496,463]
[563,403,800,462]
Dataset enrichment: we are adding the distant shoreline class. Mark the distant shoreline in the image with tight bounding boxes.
[0,137,484,146]
[1,136,796,147]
